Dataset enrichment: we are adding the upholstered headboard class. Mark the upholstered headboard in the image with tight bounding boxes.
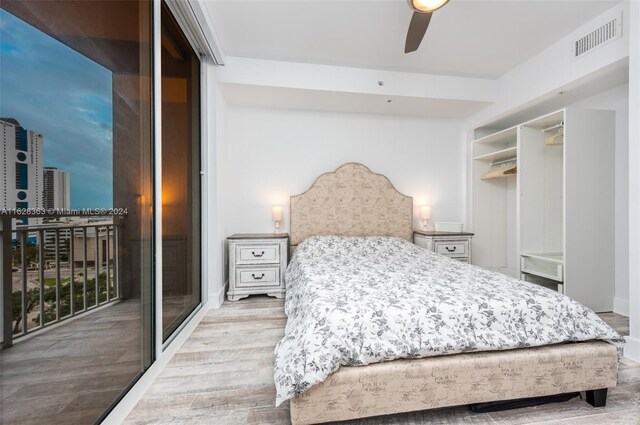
[289,163,413,251]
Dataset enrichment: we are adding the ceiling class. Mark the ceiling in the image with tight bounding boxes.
[204,0,621,78]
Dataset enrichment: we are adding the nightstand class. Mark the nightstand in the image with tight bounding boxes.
[227,233,289,301]
[413,230,474,263]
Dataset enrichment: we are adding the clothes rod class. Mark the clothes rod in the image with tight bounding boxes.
[491,157,517,167]
[541,121,564,133]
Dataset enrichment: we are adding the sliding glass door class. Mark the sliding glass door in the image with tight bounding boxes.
[0,1,154,424]
[0,1,204,422]
[160,2,201,342]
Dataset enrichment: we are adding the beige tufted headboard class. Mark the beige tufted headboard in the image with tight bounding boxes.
[289,163,413,252]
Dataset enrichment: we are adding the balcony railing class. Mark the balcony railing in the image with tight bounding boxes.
[1,212,125,348]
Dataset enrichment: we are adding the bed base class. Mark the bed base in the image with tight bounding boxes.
[289,341,618,425]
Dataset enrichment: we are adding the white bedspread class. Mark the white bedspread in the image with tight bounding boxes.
[274,236,623,405]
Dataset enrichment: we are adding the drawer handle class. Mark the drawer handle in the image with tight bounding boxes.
[251,273,265,280]
[445,246,457,252]
[252,251,265,258]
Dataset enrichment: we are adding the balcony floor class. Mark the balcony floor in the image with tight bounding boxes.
[0,299,143,425]
[125,297,639,425]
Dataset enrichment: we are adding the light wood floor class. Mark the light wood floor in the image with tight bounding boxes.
[125,297,640,425]
[0,300,144,425]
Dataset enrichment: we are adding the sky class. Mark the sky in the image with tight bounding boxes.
[0,9,113,209]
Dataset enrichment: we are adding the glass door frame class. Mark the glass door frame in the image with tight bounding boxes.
[153,0,211,354]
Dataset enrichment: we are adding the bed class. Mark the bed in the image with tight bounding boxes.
[274,163,623,425]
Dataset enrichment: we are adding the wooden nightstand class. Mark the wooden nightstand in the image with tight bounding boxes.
[227,233,289,301]
[413,230,474,264]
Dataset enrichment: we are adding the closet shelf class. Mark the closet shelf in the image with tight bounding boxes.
[473,126,518,146]
[521,252,564,264]
[520,252,564,282]
[473,147,517,161]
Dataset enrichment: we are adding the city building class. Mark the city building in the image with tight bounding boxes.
[41,168,72,258]
[0,118,43,225]
[43,167,70,210]
[71,223,114,268]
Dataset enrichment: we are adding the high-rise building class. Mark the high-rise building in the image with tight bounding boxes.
[0,118,44,225]
[43,167,71,210]
[42,167,72,258]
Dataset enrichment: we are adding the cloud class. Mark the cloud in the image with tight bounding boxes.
[0,9,113,208]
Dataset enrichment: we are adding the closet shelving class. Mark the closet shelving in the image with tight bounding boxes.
[519,110,565,290]
[471,108,615,312]
[473,147,518,162]
[471,126,519,278]
[520,252,564,282]
[472,126,518,157]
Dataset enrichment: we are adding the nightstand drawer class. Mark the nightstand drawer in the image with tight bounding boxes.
[434,241,468,257]
[236,267,281,288]
[236,245,280,264]
[413,231,474,264]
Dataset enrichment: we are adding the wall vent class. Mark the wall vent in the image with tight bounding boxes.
[573,12,622,59]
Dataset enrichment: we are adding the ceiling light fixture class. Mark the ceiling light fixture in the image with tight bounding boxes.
[408,0,449,14]
[405,0,450,53]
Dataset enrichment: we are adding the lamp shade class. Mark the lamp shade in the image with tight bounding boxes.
[419,205,432,220]
[409,0,449,13]
[272,206,283,221]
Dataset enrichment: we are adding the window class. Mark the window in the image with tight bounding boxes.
[15,162,27,189]
[15,126,27,151]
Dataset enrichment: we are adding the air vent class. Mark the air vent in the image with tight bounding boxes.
[573,12,622,59]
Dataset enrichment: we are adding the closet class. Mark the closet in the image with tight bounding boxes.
[472,108,615,312]
[472,126,519,278]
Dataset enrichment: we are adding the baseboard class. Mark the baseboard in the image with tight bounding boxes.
[101,300,212,424]
[207,281,227,309]
[624,335,640,363]
[613,297,629,316]
[215,281,227,308]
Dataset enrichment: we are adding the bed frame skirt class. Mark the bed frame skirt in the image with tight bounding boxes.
[289,341,618,425]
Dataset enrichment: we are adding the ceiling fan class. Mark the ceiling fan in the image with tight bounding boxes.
[405,0,450,53]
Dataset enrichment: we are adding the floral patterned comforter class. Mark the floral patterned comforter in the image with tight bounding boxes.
[274,236,624,405]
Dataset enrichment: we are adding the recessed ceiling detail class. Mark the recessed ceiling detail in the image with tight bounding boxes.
[219,83,490,119]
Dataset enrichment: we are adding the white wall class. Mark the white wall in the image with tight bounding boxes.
[221,106,466,239]
[626,0,640,363]
[570,83,629,315]
[207,75,227,307]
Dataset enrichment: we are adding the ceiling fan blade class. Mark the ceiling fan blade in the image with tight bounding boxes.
[405,11,432,53]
